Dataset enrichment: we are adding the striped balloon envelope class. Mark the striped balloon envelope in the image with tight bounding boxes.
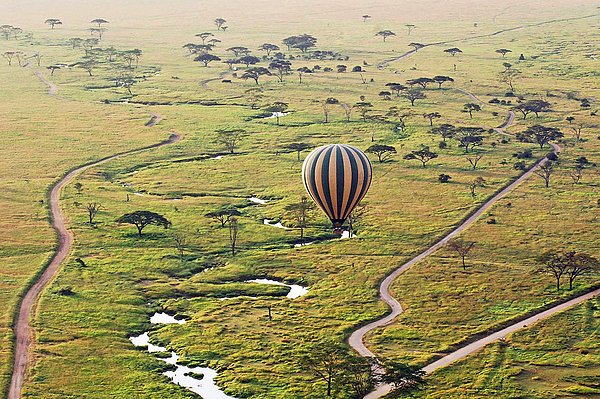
[302,144,372,233]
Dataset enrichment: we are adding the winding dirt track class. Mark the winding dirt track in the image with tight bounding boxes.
[350,88,599,399]
[8,126,180,399]
[33,71,58,96]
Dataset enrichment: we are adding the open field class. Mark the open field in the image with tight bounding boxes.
[0,0,598,398]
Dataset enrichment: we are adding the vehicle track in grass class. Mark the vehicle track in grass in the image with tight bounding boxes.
[7,122,180,399]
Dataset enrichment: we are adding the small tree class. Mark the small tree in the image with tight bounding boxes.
[565,252,599,290]
[340,103,352,122]
[194,53,221,67]
[404,146,438,167]
[367,144,397,163]
[205,207,242,227]
[322,97,339,123]
[172,231,188,264]
[299,340,347,396]
[537,252,570,291]
[496,48,512,58]
[353,102,373,122]
[74,182,84,194]
[116,210,171,237]
[405,24,416,35]
[44,18,62,29]
[228,217,239,255]
[466,154,483,170]
[444,47,463,56]
[91,18,109,27]
[409,42,425,52]
[534,161,554,188]
[347,202,368,236]
[362,15,372,22]
[195,32,214,44]
[375,30,396,42]
[403,88,426,106]
[377,359,427,395]
[285,143,311,161]
[285,196,314,240]
[423,112,441,126]
[463,103,481,118]
[241,67,271,84]
[432,123,455,142]
[447,239,476,270]
[258,43,279,56]
[264,102,289,125]
[215,129,247,153]
[85,202,102,225]
[269,59,292,82]
[214,18,227,31]
[468,176,486,197]
[500,68,521,92]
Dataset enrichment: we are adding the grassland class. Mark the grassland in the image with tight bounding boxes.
[0,0,598,398]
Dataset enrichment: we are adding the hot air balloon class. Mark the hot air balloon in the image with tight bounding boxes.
[302,144,372,234]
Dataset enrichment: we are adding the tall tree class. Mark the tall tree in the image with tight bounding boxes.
[90,18,109,27]
[433,75,454,88]
[376,359,427,395]
[85,203,103,225]
[285,143,311,161]
[116,210,171,237]
[405,24,416,35]
[457,127,485,153]
[432,123,455,142]
[264,102,289,125]
[468,176,486,197]
[565,252,599,290]
[269,59,292,82]
[534,161,554,188]
[241,67,271,84]
[375,30,396,42]
[353,102,373,122]
[205,206,242,227]
[194,53,221,67]
[495,48,512,58]
[447,239,476,269]
[404,145,438,167]
[285,196,314,239]
[367,144,397,163]
[517,125,563,149]
[299,340,348,396]
[214,18,227,31]
[215,129,247,153]
[423,112,441,126]
[513,100,551,120]
[228,217,239,255]
[403,88,426,106]
[537,251,570,291]
[463,103,481,118]
[195,32,214,44]
[44,18,62,29]
[322,97,339,123]
[258,43,280,56]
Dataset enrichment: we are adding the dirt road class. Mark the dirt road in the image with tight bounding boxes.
[8,129,179,399]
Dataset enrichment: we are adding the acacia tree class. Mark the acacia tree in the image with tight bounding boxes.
[405,24,416,35]
[423,112,441,126]
[285,196,314,240]
[47,65,61,75]
[457,127,485,153]
[238,55,260,67]
[116,210,171,237]
[285,142,311,161]
[322,97,339,123]
[171,231,188,264]
[466,154,483,170]
[518,125,563,149]
[367,144,396,162]
[534,161,554,188]
[264,102,289,125]
[376,359,427,395]
[513,100,551,120]
[463,103,481,118]
[214,18,227,30]
[375,30,396,42]
[205,206,242,227]
[468,176,486,197]
[45,18,62,29]
[299,340,348,396]
[215,129,247,153]
[565,252,599,290]
[194,53,221,67]
[269,59,292,82]
[432,123,455,142]
[228,217,239,255]
[433,75,454,88]
[385,82,407,96]
[500,68,521,92]
[85,203,103,225]
[354,102,373,122]
[241,67,271,84]
[447,239,476,270]
[91,18,109,27]
[404,145,438,167]
[227,46,250,57]
[404,88,426,106]
[537,251,570,291]
[340,103,352,122]
[409,42,425,52]
[444,47,463,56]
[258,43,279,56]
[496,48,512,58]
[362,14,372,22]
[195,32,214,44]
